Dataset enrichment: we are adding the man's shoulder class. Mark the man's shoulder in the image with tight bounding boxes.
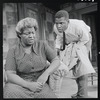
[69,19,84,24]
[69,19,87,29]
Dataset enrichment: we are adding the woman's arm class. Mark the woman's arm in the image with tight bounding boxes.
[37,56,60,84]
[37,42,60,84]
[6,71,30,88]
[44,56,60,75]
[44,41,60,75]
[6,71,43,92]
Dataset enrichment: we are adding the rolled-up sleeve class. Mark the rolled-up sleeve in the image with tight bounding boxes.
[80,29,89,44]
[5,48,16,71]
[43,42,57,63]
[77,23,90,45]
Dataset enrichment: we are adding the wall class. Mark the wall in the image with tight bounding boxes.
[61,3,97,19]
[3,3,56,60]
[44,7,55,49]
[3,3,18,59]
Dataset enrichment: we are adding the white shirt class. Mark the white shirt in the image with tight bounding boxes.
[54,19,91,49]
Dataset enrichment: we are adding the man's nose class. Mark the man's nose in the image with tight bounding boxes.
[57,24,61,28]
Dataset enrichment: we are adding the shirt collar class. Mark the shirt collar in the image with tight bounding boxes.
[32,41,38,55]
[64,20,70,34]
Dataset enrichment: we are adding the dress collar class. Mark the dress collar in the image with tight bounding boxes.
[19,41,38,55]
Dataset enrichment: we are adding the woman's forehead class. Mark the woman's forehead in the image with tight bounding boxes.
[23,27,35,32]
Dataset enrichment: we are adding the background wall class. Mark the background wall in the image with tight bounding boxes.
[3,3,18,59]
[3,3,98,68]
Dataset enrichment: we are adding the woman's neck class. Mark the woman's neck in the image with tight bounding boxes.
[20,41,32,48]
[20,41,32,54]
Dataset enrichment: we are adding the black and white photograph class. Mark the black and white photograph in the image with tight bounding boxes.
[3,1,98,98]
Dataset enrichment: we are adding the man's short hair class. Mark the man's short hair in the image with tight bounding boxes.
[55,10,69,20]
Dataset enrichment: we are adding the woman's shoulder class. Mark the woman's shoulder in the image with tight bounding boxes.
[8,45,17,51]
[8,44,20,54]
[33,40,50,52]
[34,40,48,46]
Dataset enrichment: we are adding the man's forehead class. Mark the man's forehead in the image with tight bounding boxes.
[55,17,66,22]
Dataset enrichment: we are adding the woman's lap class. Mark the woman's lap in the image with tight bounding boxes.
[34,83,57,98]
[3,82,34,98]
[3,82,57,98]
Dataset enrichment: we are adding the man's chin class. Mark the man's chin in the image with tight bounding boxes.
[59,31,63,33]
[58,30,63,33]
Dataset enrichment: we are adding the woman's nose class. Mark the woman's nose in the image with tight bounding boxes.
[28,33,34,38]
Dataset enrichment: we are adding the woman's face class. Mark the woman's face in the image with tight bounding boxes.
[20,27,36,46]
[55,17,69,33]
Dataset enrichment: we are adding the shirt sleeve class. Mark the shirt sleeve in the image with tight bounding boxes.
[5,48,16,71]
[77,21,90,45]
[43,41,57,63]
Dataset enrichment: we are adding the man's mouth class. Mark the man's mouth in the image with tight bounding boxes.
[58,29,63,33]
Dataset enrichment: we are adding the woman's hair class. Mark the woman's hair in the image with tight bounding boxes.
[55,10,69,20]
[16,17,38,38]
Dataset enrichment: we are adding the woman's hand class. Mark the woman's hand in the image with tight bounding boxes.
[27,82,43,92]
[37,72,49,84]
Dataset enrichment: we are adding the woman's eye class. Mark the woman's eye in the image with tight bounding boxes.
[32,32,35,34]
[23,32,30,35]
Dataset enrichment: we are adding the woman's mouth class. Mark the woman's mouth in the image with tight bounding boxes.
[28,39,34,43]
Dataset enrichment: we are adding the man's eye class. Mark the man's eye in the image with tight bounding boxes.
[56,22,63,25]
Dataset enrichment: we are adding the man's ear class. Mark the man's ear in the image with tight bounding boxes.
[68,20,69,23]
[19,34,21,37]
[17,34,21,38]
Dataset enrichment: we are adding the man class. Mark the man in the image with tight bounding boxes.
[53,10,95,98]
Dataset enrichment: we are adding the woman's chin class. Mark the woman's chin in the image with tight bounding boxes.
[26,42,34,46]
[29,42,34,45]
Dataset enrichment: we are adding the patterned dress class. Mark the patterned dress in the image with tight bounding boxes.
[3,40,57,98]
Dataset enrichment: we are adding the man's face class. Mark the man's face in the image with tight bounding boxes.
[55,17,69,33]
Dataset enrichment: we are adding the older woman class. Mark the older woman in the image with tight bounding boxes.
[3,17,60,98]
